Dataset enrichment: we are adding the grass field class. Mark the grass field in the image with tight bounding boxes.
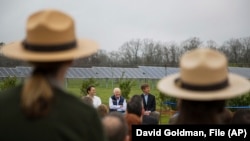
[65,78,171,124]
[0,77,171,124]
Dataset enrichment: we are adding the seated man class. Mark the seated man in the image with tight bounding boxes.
[109,87,127,113]
[84,85,102,108]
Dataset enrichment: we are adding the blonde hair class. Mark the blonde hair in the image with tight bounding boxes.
[21,61,69,118]
[97,104,109,118]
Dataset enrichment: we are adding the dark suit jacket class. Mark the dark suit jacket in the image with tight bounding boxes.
[141,93,156,112]
[142,115,159,124]
[0,85,107,141]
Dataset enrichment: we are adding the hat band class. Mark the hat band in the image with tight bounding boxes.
[22,40,76,52]
[175,78,229,91]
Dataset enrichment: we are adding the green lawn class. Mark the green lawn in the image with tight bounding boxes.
[66,78,171,124]
[0,77,171,124]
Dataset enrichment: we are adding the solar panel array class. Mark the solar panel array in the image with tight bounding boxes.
[138,66,180,79]
[16,66,32,77]
[228,67,250,78]
[0,67,22,77]
[66,68,95,78]
[0,66,250,79]
[92,67,146,79]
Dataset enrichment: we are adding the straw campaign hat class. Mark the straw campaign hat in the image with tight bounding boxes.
[0,9,99,62]
[157,48,250,101]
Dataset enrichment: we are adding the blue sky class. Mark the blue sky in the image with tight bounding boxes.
[1,0,249,51]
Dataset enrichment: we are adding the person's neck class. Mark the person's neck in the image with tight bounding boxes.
[88,94,94,98]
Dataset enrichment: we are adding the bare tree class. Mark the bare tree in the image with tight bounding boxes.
[181,37,202,52]
[206,40,218,49]
[3,36,250,68]
[153,42,165,65]
[140,39,165,66]
[224,38,243,64]
[240,37,250,65]
[162,43,170,65]
[107,51,122,67]
[94,50,110,66]
[141,39,155,65]
[119,39,142,67]
[169,43,181,66]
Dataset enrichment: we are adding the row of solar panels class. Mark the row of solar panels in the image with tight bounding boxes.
[0,66,250,79]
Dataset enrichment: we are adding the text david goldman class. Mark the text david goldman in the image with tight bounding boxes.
[136,129,206,137]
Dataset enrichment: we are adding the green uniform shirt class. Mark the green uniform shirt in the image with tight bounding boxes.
[0,85,107,141]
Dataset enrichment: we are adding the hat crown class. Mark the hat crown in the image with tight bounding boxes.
[1,8,99,62]
[180,48,228,85]
[26,9,75,45]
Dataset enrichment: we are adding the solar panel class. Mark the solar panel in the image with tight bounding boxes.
[0,67,20,77]
[113,68,126,78]
[92,67,147,79]
[122,68,145,78]
[0,66,249,79]
[138,66,166,79]
[2,68,9,76]
[166,67,180,75]
[80,68,96,78]
[92,67,112,78]
[74,68,83,77]
[229,67,250,78]
[16,66,32,77]
[67,67,94,78]
[0,67,5,77]
[69,68,79,78]
[9,68,18,76]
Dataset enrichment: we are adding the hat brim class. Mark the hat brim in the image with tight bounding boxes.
[1,38,98,62]
[157,73,250,101]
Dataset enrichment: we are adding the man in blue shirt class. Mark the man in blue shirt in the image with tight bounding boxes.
[140,83,160,122]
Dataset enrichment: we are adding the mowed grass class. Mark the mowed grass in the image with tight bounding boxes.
[66,78,171,124]
[0,78,170,123]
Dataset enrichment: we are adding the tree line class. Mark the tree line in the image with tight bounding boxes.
[1,36,250,67]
